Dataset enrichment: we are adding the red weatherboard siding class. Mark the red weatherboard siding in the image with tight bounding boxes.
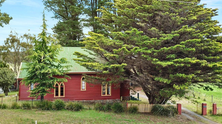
[19,74,124,101]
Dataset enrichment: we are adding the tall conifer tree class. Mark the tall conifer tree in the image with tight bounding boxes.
[43,0,86,47]
[74,0,222,104]
[23,13,69,101]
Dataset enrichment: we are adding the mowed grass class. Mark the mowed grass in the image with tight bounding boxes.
[191,85,222,98]
[0,109,195,124]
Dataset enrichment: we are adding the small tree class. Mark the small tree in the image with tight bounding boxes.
[23,13,70,101]
[2,32,33,89]
[0,61,15,96]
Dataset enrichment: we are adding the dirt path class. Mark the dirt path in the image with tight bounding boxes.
[131,90,219,124]
[182,107,218,124]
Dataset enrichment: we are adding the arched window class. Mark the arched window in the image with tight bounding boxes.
[54,83,65,97]
[55,83,59,97]
[101,83,111,96]
[60,83,64,96]
[81,76,86,91]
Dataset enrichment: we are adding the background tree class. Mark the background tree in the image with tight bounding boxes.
[84,0,113,33]
[0,0,12,27]
[43,0,114,46]
[0,61,15,96]
[23,13,70,101]
[74,0,222,104]
[43,0,86,47]
[1,32,34,89]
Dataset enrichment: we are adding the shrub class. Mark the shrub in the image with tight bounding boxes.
[66,102,84,111]
[1,104,8,109]
[111,102,124,113]
[11,102,20,109]
[52,99,65,110]
[128,106,138,114]
[151,104,165,116]
[35,100,53,110]
[94,103,104,111]
[22,102,31,109]
[104,103,112,112]
[151,105,177,116]
[165,105,178,116]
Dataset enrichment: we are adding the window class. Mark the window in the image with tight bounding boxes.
[101,84,111,96]
[81,76,86,91]
[29,83,35,90]
[54,82,65,97]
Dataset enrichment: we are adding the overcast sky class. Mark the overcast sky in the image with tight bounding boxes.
[0,0,221,46]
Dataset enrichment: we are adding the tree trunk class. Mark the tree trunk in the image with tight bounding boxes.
[41,95,44,102]
[4,91,8,96]
[3,87,9,96]
[147,93,170,104]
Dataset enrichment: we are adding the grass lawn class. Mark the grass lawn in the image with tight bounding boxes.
[0,90,18,97]
[0,109,195,124]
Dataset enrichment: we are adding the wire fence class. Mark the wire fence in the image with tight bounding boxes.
[183,90,222,115]
[0,95,36,108]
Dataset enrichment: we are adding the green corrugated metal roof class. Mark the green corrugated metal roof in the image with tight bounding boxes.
[18,47,94,79]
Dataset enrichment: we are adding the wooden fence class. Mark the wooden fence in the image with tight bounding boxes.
[127,103,171,113]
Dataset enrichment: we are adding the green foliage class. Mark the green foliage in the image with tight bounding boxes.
[151,105,177,117]
[74,0,222,104]
[22,13,70,100]
[0,0,12,27]
[43,0,84,47]
[94,103,104,111]
[35,100,53,110]
[65,102,84,111]
[0,104,8,109]
[52,99,65,110]
[165,106,178,116]
[151,105,165,116]
[43,0,112,47]
[2,32,34,79]
[11,102,20,109]
[0,63,15,96]
[111,102,124,113]
[21,102,31,109]
[128,106,138,114]
[103,103,112,111]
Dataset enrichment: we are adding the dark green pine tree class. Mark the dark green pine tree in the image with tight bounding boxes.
[43,0,86,47]
[84,0,114,34]
[74,0,222,104]
[23,13,70,101]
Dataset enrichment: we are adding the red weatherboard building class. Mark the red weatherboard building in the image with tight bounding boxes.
[18,47,129,101]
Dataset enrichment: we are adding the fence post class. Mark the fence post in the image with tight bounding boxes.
[196,103,198,113]
[32,98,34,108]
[1,97,3,104]
[177,103,182,115]
[202,103,207,115]
[16,94,18,102]
[211,95,213,103]
[213,103,217,115]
